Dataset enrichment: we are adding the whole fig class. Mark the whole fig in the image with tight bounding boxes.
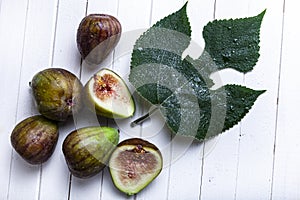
[30,68,83,121]
[10,115,59,165]
[77,14,122,65]
[62,126,119,178]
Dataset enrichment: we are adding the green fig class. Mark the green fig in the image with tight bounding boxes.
[77,14,122,65]
[109,138,163,195]
[62,126,119,178]
[85,68,135,119]
[30,68,83,121]
[10,115,59,165]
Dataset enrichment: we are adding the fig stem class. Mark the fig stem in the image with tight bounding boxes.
[130,107,159,127]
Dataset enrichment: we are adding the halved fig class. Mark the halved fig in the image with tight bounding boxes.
[109,138,163,195]
[85,68,135,119]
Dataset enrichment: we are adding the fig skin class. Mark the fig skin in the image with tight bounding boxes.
[62,126,119,178]
[109,138,163,195]
[77,14,122,65]
[10,115,59,165]
[30,68,83,122]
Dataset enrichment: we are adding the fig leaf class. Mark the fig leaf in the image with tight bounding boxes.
[129,2,266,140]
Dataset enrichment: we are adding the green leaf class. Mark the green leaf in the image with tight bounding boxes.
[130,2,195,104]
[129,3,266,140]
[219,85,266,132]
[132,2,191,61]
[202,10,266,73]
[160,84,265,140]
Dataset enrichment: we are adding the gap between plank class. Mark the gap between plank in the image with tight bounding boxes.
[149,0,154,26]
[198,143,206,200]
[233,123,243,200]
[49,0,60,67]
[233,73,245,199]
[67,173,73,200]
[37,164,43,200]
[78,0,89,80]
[199,1,217,199]
[269,0,286,199]
[213,0,217,19]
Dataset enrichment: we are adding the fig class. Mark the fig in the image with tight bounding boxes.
[10,115,59,165]
[77,14,122,65]
[30,68,83,121]
[85,68,135,119]
[109,138,163,195]
[62,126,119,178]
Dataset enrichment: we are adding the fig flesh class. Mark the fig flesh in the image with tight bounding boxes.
[85,68,135,119]
[62,126,119,178]
[109,138,163,195]
[10,115,59,165]
[30,68,83,121]
[77,14,122,65]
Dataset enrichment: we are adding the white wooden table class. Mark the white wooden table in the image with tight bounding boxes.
[1,0,299,199]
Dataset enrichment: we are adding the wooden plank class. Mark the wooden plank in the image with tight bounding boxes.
[135,1,183,199]
[199,0,259,199]
[133,1,181,200]
[236,0,284,199]
[271,0,300,199]
[144,1,213,200]
[4,0,59,199]
[68,1,120,200]
[188,0,242,199]
[37,0,87,200]
[72,0,146,199]
[98,0,153,199]
[0,0,29,199]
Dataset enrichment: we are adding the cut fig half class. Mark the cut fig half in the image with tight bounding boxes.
[85,68,135,119]
[109,138,163,195]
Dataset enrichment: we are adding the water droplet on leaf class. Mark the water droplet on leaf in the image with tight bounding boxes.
[222,52,231,62]
[193,77,201,82]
